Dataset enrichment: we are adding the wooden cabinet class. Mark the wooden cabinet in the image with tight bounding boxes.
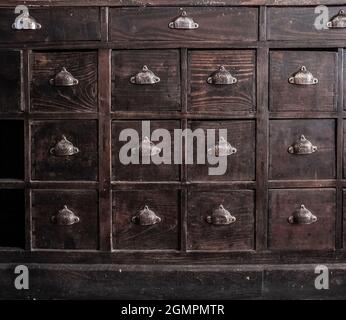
[1,0,346,299]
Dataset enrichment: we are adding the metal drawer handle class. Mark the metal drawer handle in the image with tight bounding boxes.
[50,135,80,157]
[288,204,317,225]
[132,205,161,226]
[207,66,237,85]
[327,9,346,28]
[51,205,80,226]
[169,11,199,30]
[130,65,160,85]
[131,136,161,156]
[206,205,236,225]
[50,67,79,87]
[288,135,317,155]
[288,66,318,85]
[12,6,41,30]
[207,136,237,157]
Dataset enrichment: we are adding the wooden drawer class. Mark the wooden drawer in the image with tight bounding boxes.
[267,6,346,40]
[187,189,254,251]
[269,189,335,250]
[32,190,98,250]
[0,7,101,43]
[188,50,256,113]
[0,51,22,113]
[109,7,258,42]
[112,50,180,112]
[31,51,98,113]
[112,120,180,182]
[270,50,338,112]
[269,120,335,180]
[187,121,256,181]
[112,189,180,250]
[31,120,98,181]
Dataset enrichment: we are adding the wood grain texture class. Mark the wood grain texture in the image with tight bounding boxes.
[269,189,336,250]
[0,51,21,113]
[31,120,98,181]
[109,7,258,42]
[112,120,181,181]
[112,50,180,111]
[113,189,180,250]
[189,50,256,113]
[187,189,255,251]
[187,120,256,181]
[267,6,346,41]
[31,51,98,112]
[32,189,98,249]
[0,7,101,43]
[269,119,336,180]
[270,50,338,112]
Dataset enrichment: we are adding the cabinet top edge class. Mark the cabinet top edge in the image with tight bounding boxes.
[0,0,346,7]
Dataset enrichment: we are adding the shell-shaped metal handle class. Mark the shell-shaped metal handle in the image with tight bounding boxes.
[12,7,42,30]
[206,205,236,225]
[50,67,79,87]
[288,135,317,155]
[131,136,161,157]
[207,66,238,85]
[327,9,346,28]
[131,205,162,226]
[287,204,317,225]
[207,136,237,157]
[130,65,160,85]
[288,66,318,85]
[169,11,199,29]
[50,135,80,157]
[51,205,80,226]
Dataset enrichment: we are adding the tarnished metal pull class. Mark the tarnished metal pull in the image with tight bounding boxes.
[288,204,317,225]
[131,136,161,156]
[50,135,80,157]
[288,135,317,155]
[51,205,80,226]
[50,67,79,87]
[130,65,160,85]
[327,9,346,28]
[169,11,199,30]
[207,137,237,157]
[132,205,161,226]
[12,6,42,30]
[288,66,318,85]
[206,205,236,225]
[207,66,237,85]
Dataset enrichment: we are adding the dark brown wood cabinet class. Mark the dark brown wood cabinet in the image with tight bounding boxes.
[2,0,346,300]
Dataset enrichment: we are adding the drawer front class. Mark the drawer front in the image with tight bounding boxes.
[187,190,254,251]
[113,189,180,250]
[0,7,101,43]
[112,50,180,112]
[112,120,180,182]
[31,120,98,181]
[0,51,21,113]
[31,52,98,113]
[32,190,98,250]
[269,189,335,250]
[270,51,338,112]
[110,7,258,42]
[267,6,346,40]
[187,121,256,181]
[189,50,256,113]
[269,120,335,180]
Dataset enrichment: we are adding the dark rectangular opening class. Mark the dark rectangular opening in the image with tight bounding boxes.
[0,120,24,179]
[0,189,25,248]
